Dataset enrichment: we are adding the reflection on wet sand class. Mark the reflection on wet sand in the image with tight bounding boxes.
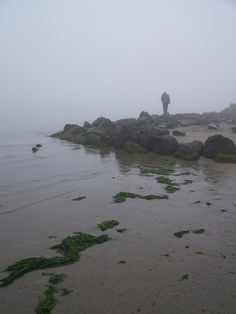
[0,139,236,314]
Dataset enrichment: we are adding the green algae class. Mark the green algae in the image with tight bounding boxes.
[156,176,172,185]
[182,179,193,185]
[48,274,66,285]
[192,228,205,234]
[113,192,139,203]
[174,229,206,238]
[36,273,67,314]
[180,274,189,281]
[60,288,73,296]
[174,171,192,176]
[165,185,180,193]
[142,194,168,200]
[35,285,57,314]
[117,228,127,233]
[113,192,168,203]
[98,220,119,231]
[51,233,110,262]
[140,167,175,175]
[174,230,190,238]
[0,233,110,287]
[215,153,236,163]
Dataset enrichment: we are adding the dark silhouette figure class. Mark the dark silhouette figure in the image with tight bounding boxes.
[161,92,170,115]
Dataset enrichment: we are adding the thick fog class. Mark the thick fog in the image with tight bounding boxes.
[0,0,236,125]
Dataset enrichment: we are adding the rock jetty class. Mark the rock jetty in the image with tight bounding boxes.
[51,104,236,163]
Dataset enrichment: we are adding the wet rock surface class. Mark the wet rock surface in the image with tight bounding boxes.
[51,104,236,162]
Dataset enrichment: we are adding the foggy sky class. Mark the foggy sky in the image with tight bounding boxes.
[1,0,236,124]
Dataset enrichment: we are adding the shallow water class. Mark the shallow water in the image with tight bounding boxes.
[0,122,236,314]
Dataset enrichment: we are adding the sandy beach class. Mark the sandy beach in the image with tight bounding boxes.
[0,124,236,314]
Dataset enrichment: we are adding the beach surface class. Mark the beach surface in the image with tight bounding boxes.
[0,123,236,314]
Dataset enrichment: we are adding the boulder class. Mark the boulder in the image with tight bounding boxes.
[232,127,236,133]
[64,124,78,131]
[150,127,169,137]
[138,111,150,119]
[83,121,92,129]
[82,133,107,147]
[92,117,113,128]
[175,141,203,161]
[152,135,178,155]
[203,134,236,159]
[63,124,83,135]
[114,118,137,127]
[32,146,38,153]
[173,130,185,136]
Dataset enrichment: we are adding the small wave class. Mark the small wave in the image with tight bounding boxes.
[0,191,74,216]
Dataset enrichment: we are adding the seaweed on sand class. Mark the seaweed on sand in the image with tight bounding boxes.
[156,176,172,185]
[35,273,67,314]
[113,192,168,203]
[35,285,57,314]
[165,184,180,193]
[98,220,119,231]
[191,228,205,234]
[0,233,110,287]
[113,192,139,203]
[174,230,190,238]
[140,167,175,176]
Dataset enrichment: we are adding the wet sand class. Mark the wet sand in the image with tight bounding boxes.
[0,130,236,314]
[172,122,236,144]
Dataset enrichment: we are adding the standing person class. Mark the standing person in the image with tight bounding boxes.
[161,92,170,115]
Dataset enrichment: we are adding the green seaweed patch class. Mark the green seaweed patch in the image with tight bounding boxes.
[35,285,57,314]
[113,192,139,203]
[156,176,172,185]
[140,167,175,175]
[98,220,119,231]
[51,233,110,262]
[174,171,191,176]
[174,230,190,238]
[215,154,236,163]
[60,288,73,296]
[180,274,189,281]
[48,274,66,285]
[117,228,127,233]
[142,194,168,200]
[191,228,205,234]
[182,179,193,185]
[165,184,180,193]
[0,233,110,287]
[113,192,168,203]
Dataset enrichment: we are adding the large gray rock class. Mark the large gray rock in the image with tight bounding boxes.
[173,130,185,136]
[92,117,113,128]
[63,124,83,135]
[152,135,178,155]
[203,134,236,159]
[150,127,170,137]
[175,141,203,161]
[114,118,137,127]
[83,121,92,129]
